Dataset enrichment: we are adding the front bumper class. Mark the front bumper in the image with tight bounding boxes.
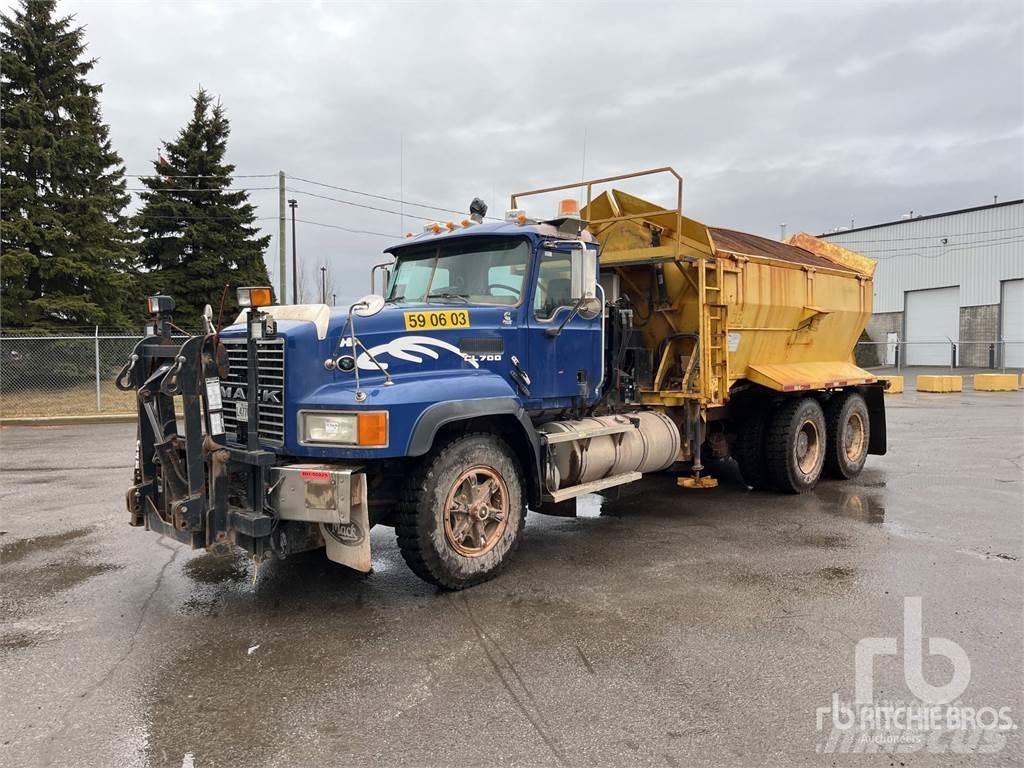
[119,319,373,571]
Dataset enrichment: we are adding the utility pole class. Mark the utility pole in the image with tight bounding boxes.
[278,171,287,302]
[320,266,327,304]
[288,199,298,304]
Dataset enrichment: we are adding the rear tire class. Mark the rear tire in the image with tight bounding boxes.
[766,397,826,494]
[396,433,526,589]
[734,406,771,489]
[824,392,870,479]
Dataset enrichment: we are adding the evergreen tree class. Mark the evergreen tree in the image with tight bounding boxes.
[0,0,134,330]
[134,89,271,328]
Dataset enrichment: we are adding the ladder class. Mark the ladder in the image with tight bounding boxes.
[698,257,729,404]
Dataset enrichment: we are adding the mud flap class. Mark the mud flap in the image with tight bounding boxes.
[319,474,371,572]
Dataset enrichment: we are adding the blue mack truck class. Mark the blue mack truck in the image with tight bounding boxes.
[120,168,885,589]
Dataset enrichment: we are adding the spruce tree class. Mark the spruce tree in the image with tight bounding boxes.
[134,89,271,328]
[0,0,134,330]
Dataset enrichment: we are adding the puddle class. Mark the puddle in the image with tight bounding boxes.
[0,557,122,621]
[182,552,252,585]
[0,526,94,565]
[798,533,850,548]
[816,486,886,524]
[0,629,39,654]
[815,565,857,582]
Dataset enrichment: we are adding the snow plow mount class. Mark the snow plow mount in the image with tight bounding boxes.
[118,298,278,558]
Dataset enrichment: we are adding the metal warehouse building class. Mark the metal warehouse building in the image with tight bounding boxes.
[819,200,1024,369]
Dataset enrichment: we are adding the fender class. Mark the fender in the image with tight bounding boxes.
[407,397,544,506]
[862,382,887,456]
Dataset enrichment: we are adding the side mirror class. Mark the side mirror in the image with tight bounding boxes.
[570,243,600,319]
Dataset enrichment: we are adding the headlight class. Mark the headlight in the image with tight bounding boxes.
[303,413,357,444]
[300,411,388,447]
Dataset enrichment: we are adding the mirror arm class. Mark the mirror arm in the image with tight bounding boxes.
[546,297,587,337]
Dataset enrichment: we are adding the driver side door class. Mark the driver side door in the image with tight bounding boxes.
[525,246,602,406]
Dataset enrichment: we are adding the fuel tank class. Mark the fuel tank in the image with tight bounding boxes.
[540,410,680,490]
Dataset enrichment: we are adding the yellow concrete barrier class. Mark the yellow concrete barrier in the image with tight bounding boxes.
[973,373,1020,391]
[878,375,904,393]
[917,375,963,393]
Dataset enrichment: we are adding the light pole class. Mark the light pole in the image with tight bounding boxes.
[331,292,337,307]
[288,199,298,303]
[320,265,327,305]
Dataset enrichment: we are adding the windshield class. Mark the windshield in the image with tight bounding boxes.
[387,238,530,306]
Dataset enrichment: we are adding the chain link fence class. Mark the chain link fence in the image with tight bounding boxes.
[0,330,188,418]
[2,331,1020,419]
[855,339,1024,371]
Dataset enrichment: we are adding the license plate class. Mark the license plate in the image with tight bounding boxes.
[236,401,248,422]
[403,309,470,331]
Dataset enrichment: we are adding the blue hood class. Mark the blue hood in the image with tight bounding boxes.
[220,300,524,459]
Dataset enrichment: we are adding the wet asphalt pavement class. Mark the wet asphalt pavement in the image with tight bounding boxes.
[1,388,1022,767]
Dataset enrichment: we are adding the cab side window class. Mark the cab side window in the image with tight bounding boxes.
[534,250,573,320]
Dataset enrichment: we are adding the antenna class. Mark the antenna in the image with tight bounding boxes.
[579,127,588,207]
[399,130,404,235]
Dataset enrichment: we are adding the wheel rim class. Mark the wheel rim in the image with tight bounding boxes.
[844,411,866,463]
[795,419,821,475]
[443,466,509,557]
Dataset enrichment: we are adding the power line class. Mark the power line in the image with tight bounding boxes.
[823,225,1024,244]
[286,187,440,223]
[124,173,277,179]
[294,218,398,239]
[853,235,1024,255]
[870,237,1024,260]
[125,186,278,192]
[132,214,280,221]
[289,175,468,217]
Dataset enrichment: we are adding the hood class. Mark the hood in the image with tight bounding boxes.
[223,300,512,385]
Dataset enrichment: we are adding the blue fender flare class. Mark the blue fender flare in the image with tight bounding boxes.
[407,397,544,506]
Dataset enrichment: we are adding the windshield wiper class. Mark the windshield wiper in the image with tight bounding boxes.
[385,294,406,304]
[426,291,470,304]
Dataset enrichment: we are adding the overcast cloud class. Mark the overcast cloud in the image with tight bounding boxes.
[51,0,1024,304]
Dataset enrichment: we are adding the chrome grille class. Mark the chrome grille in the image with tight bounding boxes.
[220,337,285,445]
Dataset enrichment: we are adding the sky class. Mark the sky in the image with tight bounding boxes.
[49,0,1024,304]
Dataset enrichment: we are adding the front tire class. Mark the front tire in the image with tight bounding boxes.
[396,433,526,589]
[766,397,826,493]
[824,392,870,479]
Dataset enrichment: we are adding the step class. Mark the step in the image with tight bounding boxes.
[542,471,642,504]
[541,422,637,445]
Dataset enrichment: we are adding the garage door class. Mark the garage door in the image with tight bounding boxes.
[905,286,959,366]
[1002,279,1024,368]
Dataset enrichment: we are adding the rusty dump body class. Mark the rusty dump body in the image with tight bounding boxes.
[575,177,878,406]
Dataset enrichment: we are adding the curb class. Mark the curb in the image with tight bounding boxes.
[0,414,136,427]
